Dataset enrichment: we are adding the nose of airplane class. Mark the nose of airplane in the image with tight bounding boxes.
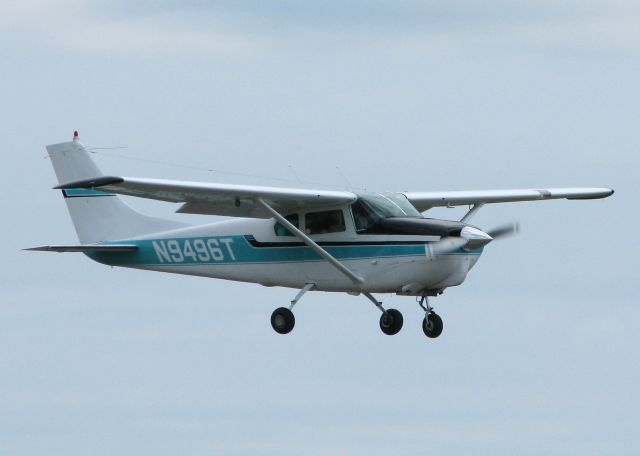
[460,226,493,249]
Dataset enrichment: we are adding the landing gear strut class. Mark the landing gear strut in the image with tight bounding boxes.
[418,295,443,338]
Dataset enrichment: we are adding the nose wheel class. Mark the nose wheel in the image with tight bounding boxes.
[418,295,443,339]
[422,312,443,338]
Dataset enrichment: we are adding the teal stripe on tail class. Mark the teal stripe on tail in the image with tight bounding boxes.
[62,188,116,197]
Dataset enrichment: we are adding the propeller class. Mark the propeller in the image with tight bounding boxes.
[427,222,519,259]
[427,236,469,257]
[487,222,519,240]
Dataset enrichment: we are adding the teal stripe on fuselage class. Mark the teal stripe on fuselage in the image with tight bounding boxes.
[63,188,116,197]
[87,235,482,267]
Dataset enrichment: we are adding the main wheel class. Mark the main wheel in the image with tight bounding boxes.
[271,307,295,334]
[379,309,403,335]
[422,312,443,338]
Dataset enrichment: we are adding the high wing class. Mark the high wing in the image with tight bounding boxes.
[56,176,357,218]
[403,188,614,212]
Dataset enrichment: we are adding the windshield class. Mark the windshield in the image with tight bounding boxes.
[351,193,421,232]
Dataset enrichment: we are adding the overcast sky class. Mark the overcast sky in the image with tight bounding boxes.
[1,1,638,454]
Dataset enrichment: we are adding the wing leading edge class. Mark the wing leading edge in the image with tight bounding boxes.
[403,188,614,212]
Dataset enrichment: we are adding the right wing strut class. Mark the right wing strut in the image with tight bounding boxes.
[256,198,364,285]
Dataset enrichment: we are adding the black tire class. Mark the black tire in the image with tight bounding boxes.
[379,308,403,335]
[422,312,443,338]
[271,307,295,334]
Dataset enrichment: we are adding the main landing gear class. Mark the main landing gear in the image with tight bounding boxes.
[379,309,403,335]
[271,307,295,334]
[270,285,443,339]
[363,292,403,335]
[270,283,314,334]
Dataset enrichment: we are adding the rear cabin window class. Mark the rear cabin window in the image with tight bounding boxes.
[305,210,345,235]
[274,214,300,236]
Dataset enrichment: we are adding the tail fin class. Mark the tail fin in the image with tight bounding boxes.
[47,134,187,244]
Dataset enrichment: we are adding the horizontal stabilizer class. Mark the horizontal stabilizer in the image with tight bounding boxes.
[25,245,138,253]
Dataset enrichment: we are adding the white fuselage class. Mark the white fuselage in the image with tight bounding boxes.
[89,216,483,295]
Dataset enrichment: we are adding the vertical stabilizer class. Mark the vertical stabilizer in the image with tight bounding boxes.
[47,133,187,244]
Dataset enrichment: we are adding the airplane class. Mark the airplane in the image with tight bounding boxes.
[28,132,614,339]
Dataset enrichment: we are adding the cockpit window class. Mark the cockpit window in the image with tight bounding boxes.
[351,193,421,232]
[274,214,299,236]
[305,210,345,235]
[381,193,422,217]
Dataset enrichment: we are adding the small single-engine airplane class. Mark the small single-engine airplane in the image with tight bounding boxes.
[29,132,614,339]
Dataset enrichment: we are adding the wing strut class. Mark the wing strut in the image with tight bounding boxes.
[256,198,364,285]
[460,203,484,223]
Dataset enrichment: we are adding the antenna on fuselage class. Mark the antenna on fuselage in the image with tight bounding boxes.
[287,165,304,187]
[335,166,353,192]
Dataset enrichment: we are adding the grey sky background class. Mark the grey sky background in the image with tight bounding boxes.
[1,1,638,454]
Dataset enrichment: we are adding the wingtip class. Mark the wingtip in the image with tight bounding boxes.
[23,246,52,252]
[596,188,615,199]
[566,188,615,200]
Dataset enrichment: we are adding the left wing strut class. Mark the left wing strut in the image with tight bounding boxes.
[256,198,364,285]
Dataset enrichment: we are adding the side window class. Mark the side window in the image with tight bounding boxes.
[274,214,299,236]
[305,210,345,235]
[351,200,374,232]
